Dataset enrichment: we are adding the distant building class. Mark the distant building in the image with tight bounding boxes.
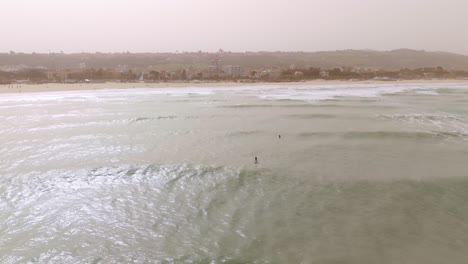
[210,58,221,70]
[351,67,373,74]
[372,77,397,81]
[339,66,353,72]
[423,72,435,79]
[202,67,226,79]
[160,70,170,79]
[222,65,244,77]
[117,65,129,73]
[264,69,282,79]
[257,69,282,81]
[320,70,329,78]
[138,72,145,82]
[294,71,304,78]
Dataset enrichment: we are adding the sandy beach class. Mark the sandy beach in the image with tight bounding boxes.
[1,79,468,94]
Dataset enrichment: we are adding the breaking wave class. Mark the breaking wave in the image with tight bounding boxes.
[226,130,263,137]
[298,130,468,140]
[130,116,198,122]
[378,113,468,140]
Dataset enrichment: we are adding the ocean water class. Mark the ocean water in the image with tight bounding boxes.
[1,83,468,263]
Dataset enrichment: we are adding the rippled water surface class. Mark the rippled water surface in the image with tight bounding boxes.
[2,83,468,263]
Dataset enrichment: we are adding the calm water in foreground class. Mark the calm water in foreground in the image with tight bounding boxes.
[1,83,468,263]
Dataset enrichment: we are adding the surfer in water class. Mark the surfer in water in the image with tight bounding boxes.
[279,134,281,139]
[255,156,258,164]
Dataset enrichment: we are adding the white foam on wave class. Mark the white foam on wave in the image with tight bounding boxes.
[0,87,218,103]
[256,86,402,101]
[1,82,468,103]
[252,83,468,101]
[378,113,468,139]
[415,90,439,95]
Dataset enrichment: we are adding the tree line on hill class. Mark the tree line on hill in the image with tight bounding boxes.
[2,49,468,71]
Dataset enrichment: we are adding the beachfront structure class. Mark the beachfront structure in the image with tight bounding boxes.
[294,71,304,78]
[202,67,226,79]
[320,70,330,78]
[222,65,244,77]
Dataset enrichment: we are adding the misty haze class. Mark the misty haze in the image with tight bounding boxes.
[1,1,468,263]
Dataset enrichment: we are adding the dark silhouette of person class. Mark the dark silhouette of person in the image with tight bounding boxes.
[279,134,281,139]
[255,156,258,164]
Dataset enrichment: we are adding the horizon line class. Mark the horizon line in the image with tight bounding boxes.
[1,48,467,56]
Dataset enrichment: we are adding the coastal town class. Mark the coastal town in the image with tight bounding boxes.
[1,50,468,84]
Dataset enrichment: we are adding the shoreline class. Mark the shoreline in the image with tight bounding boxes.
[1,79,468,94]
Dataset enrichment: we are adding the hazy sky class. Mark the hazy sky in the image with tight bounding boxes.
[1,0,468,54]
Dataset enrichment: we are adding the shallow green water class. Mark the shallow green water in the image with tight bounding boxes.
[1,83,468,263]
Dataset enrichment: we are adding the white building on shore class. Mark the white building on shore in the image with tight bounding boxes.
[222,65,244,77]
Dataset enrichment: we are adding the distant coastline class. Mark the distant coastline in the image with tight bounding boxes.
[2,50,468,87]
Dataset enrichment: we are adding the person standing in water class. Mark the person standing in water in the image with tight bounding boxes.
[279,134,281,139]
[255,156,258,164]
